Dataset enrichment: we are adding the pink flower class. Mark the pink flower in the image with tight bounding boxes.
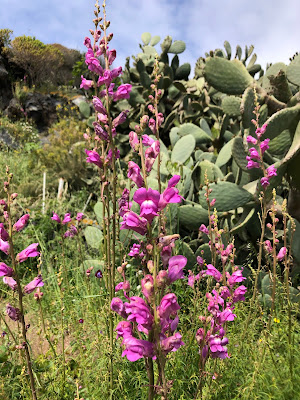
[92,97,107,114]
[115,321,132,339]
[0,223,9,241]
[208,336,229,359]
[3,276,17,290]
[277,246,287,261]
[260,177,270,188]
[142,135,155,147]
[51,212,61,223]
[266,165,277,178]
[24,275,44,294]
[158,293,180,321]
[226,268,246,287]
[83,37,92,49]
[115,281,130,292]
[246,158,260,169]
[167,255,187,283]
[260,138,270,154]
[76,212,84,221]
[121,336,155,361]
[0,239,9,255]
[246,135,257,145]
[113,83,132,101]
[255,123,267,138]
[158,187,182,210]
[168,175,181,188]
[232,285,247,303]
[199,224,209,235]
[125,297,154,331]
[141,275,154,302]
[85,149,103,168]
[145,141,160,172]
[160,332,184,354]
[62,213,72,225]
[113,111,128,128]
[108,49,116,65]
[111,297,127,318]
[248,147,261,160]
[16,243,40,263]
[204,264,223,282]
[80,75,94,90]
[133,188,160,222]
[148,118,156,134]
[264,240,273,253]
[6,303,21,321]
[13,214,30,232]
[127,161,144,188]
[120,211,148,236]
[129,131,139,151]
[0,262,13,277]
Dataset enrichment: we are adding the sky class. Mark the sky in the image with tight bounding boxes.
[1,0,299,76]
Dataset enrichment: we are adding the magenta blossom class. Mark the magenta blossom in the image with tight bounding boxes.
[158,187,182,210]
[125,297,154,331]
[208,336,229,359]
[246,135,257,145]
[133,188,160,222]
[160,332,184,354]
[62,213,72,225]
[115,321,132,339]
[127,161,144,188]
[204,264,223,282]
[199,224,209,235]
[158,293,180,321]
[232,285,247,303]
[142,135,155,147]
[3,276,17,290]
[260,138,270,153]
[120,211,148,236]
[266,165,277,178]
[113,84,132,101]
[51,212,61,223]
[85,149,103,168]
[226,268,246,287]
[76,212,84,221]
[13,214,30,232]
[24,275,44,294]
[16,243,40,263]
[0,262,13,277]
[0,223,9,241]
[0,239,9,255]
[92,96,107,114]
[248,147,261,160]
[111,297,127,318]
[80,75,93,90]
[129,131,139,151]
[141,275,154,302]
[277,246,287,261]
[246,158,260,169]
[167,255,187,283]
[121,336,155,361]
[115,281,130,292]
[145,141,160,172]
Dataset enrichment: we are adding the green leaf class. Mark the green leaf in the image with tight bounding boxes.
[168,40,186,54]
[199,181,253,211]
[221,96,242,116]
[79,101,91,118]
[177,123,211,145]
[216,138,234,167]
[84,226,103,249]
[264,105,300,140]
[141,32,151,45]
[171,134,196,164]
[178,204,209,230]
[150,35,161,46]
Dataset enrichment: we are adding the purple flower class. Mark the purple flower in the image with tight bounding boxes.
[95,269,103,279]
[218,308,236,324]
[167,255,187,283]
[129,131,139,151]
[0,223,9,241]
[0,262,13,277]
[260,177,270,188]
[85,149,103,168]
[148,118,156,134]
[141,275,154,302]
[80,75,94,90]
[24,275,44,294]
[97,70,112,86]
[208,336,229,359]
[133,188,160,222]
[0,239,10,255]
[62,213,72,225]
[111,297,127,318]
[115,281,130,292]
[115,321,132,339]
[108,49,116,65]
[113,111,128,128]
[158,293,180,321]
[277,246,287,261]
[266,165,277,178]
[125,297,154,331]
[255,123,267,138]
[94,122,108,140]
[226,268,246,287]
[16,243,40,263]
[232,285,247,303]
[128,243,141,257]
[121,336,155,361]
[158,187,182,210]
[260,138,270,154]
[92,97,107,114]
[51,212,61,223]
[145,141,160,172]
[142,135,155,147]
[199,224,209,235]
[246,135,257,145]
[13,214,30,232]
[83,37,92,49]
[6,303,21,321]
[120,211,148,236]
[188,271,200,288]
[3,276,17,290]
[168,175,181,188]
[76,212,84,221]
[248,147,261,160]
[204,264,222,282]
[246,158,260,169]
[113,84,132,101]
[160,332,184,354]
[127,161,144,188]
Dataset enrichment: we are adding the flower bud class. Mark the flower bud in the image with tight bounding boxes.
[147,260,154,273]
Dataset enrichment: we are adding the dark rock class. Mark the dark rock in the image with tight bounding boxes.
[3,98,24,120]
[23,92,58,128]
[0,128,19,149]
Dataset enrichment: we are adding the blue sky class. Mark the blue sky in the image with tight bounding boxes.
[1,0,299,74]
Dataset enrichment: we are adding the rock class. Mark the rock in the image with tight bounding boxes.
[3,98,24,120]
[0,128,19,149]
[23,92,57,128]
[72,95,87,107]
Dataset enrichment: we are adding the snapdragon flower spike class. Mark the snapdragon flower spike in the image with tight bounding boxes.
[13,214,30,232]
[160,332,184,354]
[80,76,94,90]
[111,297,127,318]
[16,243,40,263]
[0,262,13,277]
[115,321,133,339]
[23,275,44,294]
[3,276,17,290]
[121,336,155,361]
[203,264,223,282]
[125,296,154,332]
[85,149,103,168]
